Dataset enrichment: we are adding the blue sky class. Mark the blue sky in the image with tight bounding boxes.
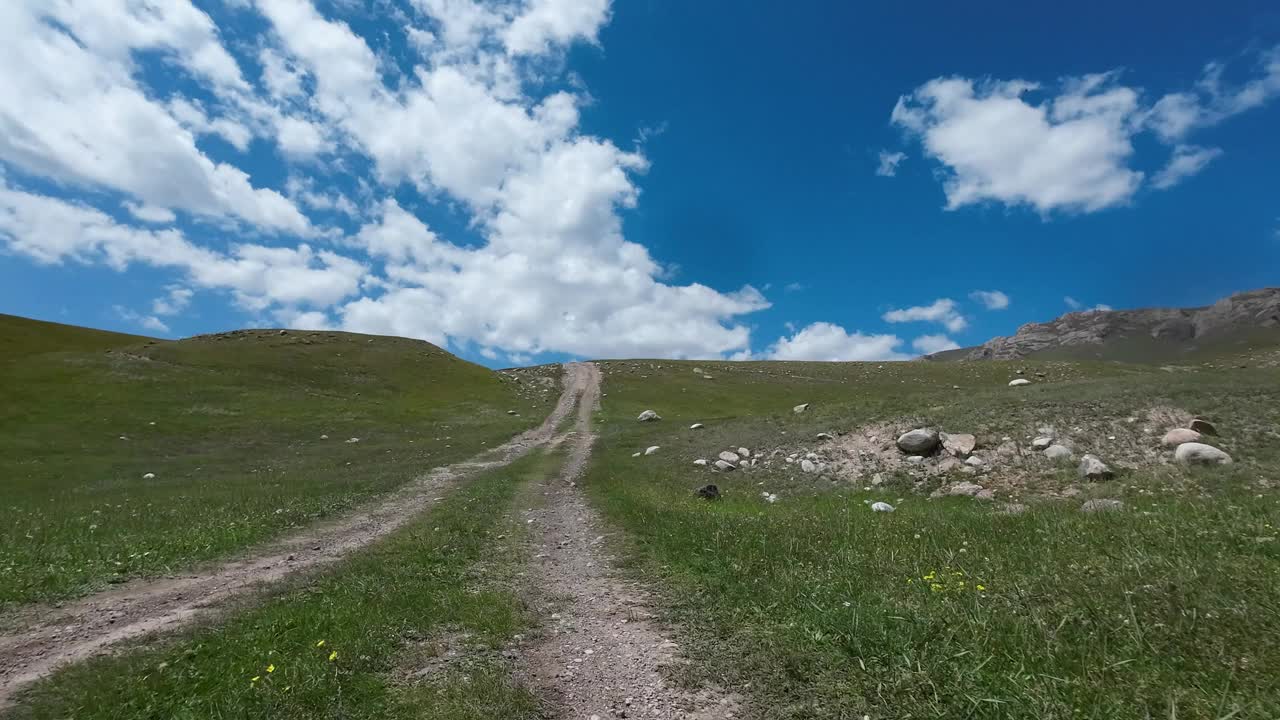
[1,1,1277,366]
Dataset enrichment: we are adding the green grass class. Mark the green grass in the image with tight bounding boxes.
[6,450,558,720]
[585,358,1280,719]
[0,315,554,606]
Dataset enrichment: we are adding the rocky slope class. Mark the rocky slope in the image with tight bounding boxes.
[933,287,1280,362]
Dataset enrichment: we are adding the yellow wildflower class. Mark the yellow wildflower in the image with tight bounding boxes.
[328,650,338,662]
[266,664,275,673]
[977,584,987,591]
[316,640,326,647]
[250,676,260,683]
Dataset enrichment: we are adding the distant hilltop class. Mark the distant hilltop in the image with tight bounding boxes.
[927,287,1280,363]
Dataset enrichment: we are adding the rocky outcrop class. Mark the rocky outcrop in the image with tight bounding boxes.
[930,288,1280,361]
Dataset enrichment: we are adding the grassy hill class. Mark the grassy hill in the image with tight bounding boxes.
[0,315,555,606]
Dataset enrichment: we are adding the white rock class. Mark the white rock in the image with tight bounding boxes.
[1161,429,1202,448]
[793,403,810,414]
[1008,378,1032,387]
[142,472,156,479]
[906,455,925,465]
[713,460,736,471]
[689,423,705,430]
[346,437,360,443]
[1043,444,1074,461]
[644,446,661,456]
[1174,442,1232,465]
[631,452,642,458]
[815,432,834,441]
[718,451,741,463]
[320,434,329,440]
[1031,436,1054,450]
[761,492,779,503]
[693,459,708,466]
[738,447,750,458]
[964,456,985,467]
[800,459,817,473]
[637,410,661,422]
[871,501,895,512]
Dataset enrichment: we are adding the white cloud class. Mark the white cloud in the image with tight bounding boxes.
[911,334,960,355]
[892,45,1280,213]
[968,289,1010,310]
[882,298,968,333]
[1064,296,1082,310]
[1092,303,1113,312]
[152,286,194,316]
[115,305,170,334]
[1151,144,1222,189]
[766,322,907,362]
[503,0,611,56]
[124,202,178,225]
[876,150,905,177]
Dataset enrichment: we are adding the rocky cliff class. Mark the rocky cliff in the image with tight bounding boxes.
[938,288,1280,361]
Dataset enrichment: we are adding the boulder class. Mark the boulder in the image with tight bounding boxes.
[693,459,708,466]
[644,446,661,456]
[896,428,940,455]
[793,403,810,414]
[1081,498,1126,513]
[941,433,976,458]
[696,484,720,500]
[1174,442,1233,465]
[871,501,895,512]
[1043,444,1074,462]
[637,410,661,422]
[1161,428,1202,448]
[1189,418,1218,436]
[713,460,736,471]
[718,450,741,463]
[800,459,817,473]
[1078,454,1113,480]
[1008,379,1032,387]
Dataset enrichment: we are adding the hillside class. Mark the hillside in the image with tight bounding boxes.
[930,287,1280,362]
[0,314,555,605]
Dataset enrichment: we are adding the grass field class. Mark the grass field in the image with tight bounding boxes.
[7,448,559,720]
[0,315,554,606]
[586,358,1280,719]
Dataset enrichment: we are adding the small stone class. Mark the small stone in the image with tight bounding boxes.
[718,451,741,463]
[793,403,810,414]
[713,460,736,472]
[631,451,641,457]
[1082,498,1126,513]
[637,410,661,422]
[800,459,817,473]
[142,472,156,479]
[976,488,996,501]
[761,492,779,503]
[1078,454,1113,480]
[906,454,925,464]
[815,432,834,441]
[871,501,895,512]
[937,457,962,473]
[693,459,708,466]
[1174,442,1232,465]
[896,428,940,455]
[644,445,661,456]
[1043,444,1074,462]
[320,434,329,439]
[507,410,518,415]
[689,423,705,430]
[1188,418,1218,436]
[696,484,720,500]
[1008,378,1032,387]
[1161,428,1202,448]
[738,447,750,458]
[964,455,985,468]
[1031,436,1054,450]
[941,433,976,458]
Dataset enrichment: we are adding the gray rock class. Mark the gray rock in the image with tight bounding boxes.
[1078,454,1113,480]
[637,410,661,422]
[693,458,708,466]
[689,423,705,430]
[1189,418,1218,436]
[1081,498,1126,513]
[1008,378,1032,387]
[800,459,817,473]
[871,501,895,512]
[964,455,985,467]
[976,488,996,501]
[1043,444,1074,462]
[718,451,741,463]
[906,455,926,465]
[737,447,750,458]
[644,446,661,456]
[937,458,963,473]
[815,432,834,441]
[946,481,985,497]
[941,433,976,458]
[793,403,810,414]
[1031,436,1054,450]
[1174,442,1233,465]
[713,460,736,471]
[896,428,940,455]
[1161,428,1202,448]
[696,484,720,500]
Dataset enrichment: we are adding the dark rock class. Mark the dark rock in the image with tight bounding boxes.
[696,484,721,500]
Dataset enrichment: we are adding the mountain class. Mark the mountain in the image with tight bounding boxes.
[928,288,1280,362]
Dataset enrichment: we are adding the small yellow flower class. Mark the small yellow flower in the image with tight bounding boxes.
[930,583,944,592]
[250,676,260,683]
[316,640,326,648]
[977,584,987,591]
[266,664,275,673]
[328,650,338,662]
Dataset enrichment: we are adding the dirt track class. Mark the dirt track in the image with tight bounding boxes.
[521,362,741,719]
[0,362,596,709]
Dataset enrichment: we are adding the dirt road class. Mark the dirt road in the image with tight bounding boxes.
[0,362,597,709]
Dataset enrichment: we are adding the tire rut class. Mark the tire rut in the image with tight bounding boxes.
[0,362,595,709]
[521,362,742,719]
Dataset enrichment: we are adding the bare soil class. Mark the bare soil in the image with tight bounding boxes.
[518,362,742,719]
[0,363,595,708]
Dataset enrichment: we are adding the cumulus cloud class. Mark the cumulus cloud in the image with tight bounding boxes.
[892,45,1280,213]
[876,150,905,177]
[152,286,194,317]
[911,334,960,355]
[969,289,1010,310]
[882,298,968,333]
[115,305,170,334]
[766,322,907,362]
